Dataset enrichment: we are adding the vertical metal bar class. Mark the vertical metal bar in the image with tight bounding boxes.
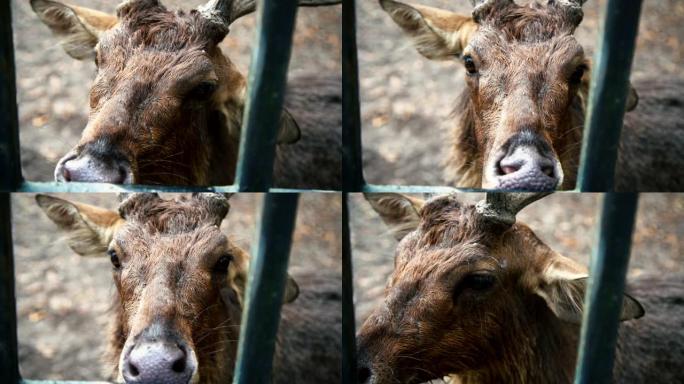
[233,193,299,383]
[235,0,298,192]
[0,0,23,191]
[0,194,20,383]
[574,193,639,383]
[577,0,643,191]
[342,0,365,192]
[341,193,357,383]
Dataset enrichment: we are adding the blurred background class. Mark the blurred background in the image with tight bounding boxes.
[358,0,684,185]
[351,193,684,328]
[11,193,341,380]
[11,0,341,181]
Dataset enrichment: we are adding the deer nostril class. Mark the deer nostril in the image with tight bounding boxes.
[541,165,555,177]
[127,361,140,377]
[501,165,519,175]
[171,356,186,373]
[61,166,72,182]
[358,366,371,383]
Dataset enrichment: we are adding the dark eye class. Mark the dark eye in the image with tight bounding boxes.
[569,64,587,84]
[108,249,121,269]
[213,253,233,273]
[188,82,218,101]
[463,55,478,75]
[453,273,496,299]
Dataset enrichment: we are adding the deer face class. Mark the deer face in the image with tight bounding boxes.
[36,193,299,384]
[31,0,300,186]
[356,193,644,384]
[380,0,638,190]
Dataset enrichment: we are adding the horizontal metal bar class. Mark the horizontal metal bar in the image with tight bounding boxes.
[0,0,22,191]
[235,0,298,192]
[341,193,357,383]
[574,193,639,383]
[0,194,20,384]
[577,0,643,191]
[342,0,365,192]
[233,193,300,383]
[18,181,333,193]
[23,381,112,384]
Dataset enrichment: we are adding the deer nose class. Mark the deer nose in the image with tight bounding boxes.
[122,342,195,384]
[357,365,373,384]
[494,133,562,191]
[55,153,132,184]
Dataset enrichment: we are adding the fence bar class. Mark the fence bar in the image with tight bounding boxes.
[341,193,357,383]
[342,0,366,192]
[0,194,20,384]
[577,0,643,191]
[233,193,299,383]
[234,0,298,192]
[573,193,639,383]
[0,1,22,191]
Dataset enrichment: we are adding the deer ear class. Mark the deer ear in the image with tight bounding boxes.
[284,274,300,303]
[36,194,124,257]
[625,84,639,112]
[364,193,424,241]
[277,108,302,144]
[380,0,477,60]
[534,255,645,324]
[31,0,118,60]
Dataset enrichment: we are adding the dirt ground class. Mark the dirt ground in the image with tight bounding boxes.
[358,0,684,185]
[11,0,341,181]
[351,193,684,327]
[11,192,341,380]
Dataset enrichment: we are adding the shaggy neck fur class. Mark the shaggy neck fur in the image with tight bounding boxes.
[449,295,580,384]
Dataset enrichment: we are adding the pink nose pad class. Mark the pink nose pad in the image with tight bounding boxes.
[496,146,559,191]
[123,342,194,384]
[57,154,132,184]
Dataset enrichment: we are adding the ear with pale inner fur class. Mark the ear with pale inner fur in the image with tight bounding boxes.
[36,194,123,257]
[31,0,118,60]
[278,108,302,144]
[364,193,424,241]
[534,255,645,324]
[379,0,477,60]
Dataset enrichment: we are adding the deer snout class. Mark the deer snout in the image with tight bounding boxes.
[490,131,563,191]
[122,340,197,384]
[55,144,133,184]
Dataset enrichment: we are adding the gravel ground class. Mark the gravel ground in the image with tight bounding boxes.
[351,193,684,327]
[358,0,684,185]
[11,192,341,380]
[11,0,341,181]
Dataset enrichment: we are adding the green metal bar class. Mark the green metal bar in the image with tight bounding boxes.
[0,0,22,191]
[235,0,298,192]
[342,0,365,192]
[574,193,639,383]
[363,184,469,194]
[233,193,299,383]
[18,181,334,194]
[341,193,357,383]
[577,0,643,191]
[0,194,20,384]
[23,381,111,384]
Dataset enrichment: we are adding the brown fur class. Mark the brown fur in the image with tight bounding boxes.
[36,193,341,383]
[382,0,684,191]
[358,193,684,384]
[33,0,341,189]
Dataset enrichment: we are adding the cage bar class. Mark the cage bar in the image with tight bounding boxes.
[0,0,22,191]
[341,193,357,383]
[573,193,639,383]
[577,0,644,191]
[0,194,20,384]
[233,193,300,383]
[234,0,299,192]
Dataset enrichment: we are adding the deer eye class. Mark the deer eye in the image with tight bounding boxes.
[463,55,478,75]
[108,249,121,269]
[569,64,588,84]
[188,81,218,101]
[213,253,234,273]
[453,273,496,299]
